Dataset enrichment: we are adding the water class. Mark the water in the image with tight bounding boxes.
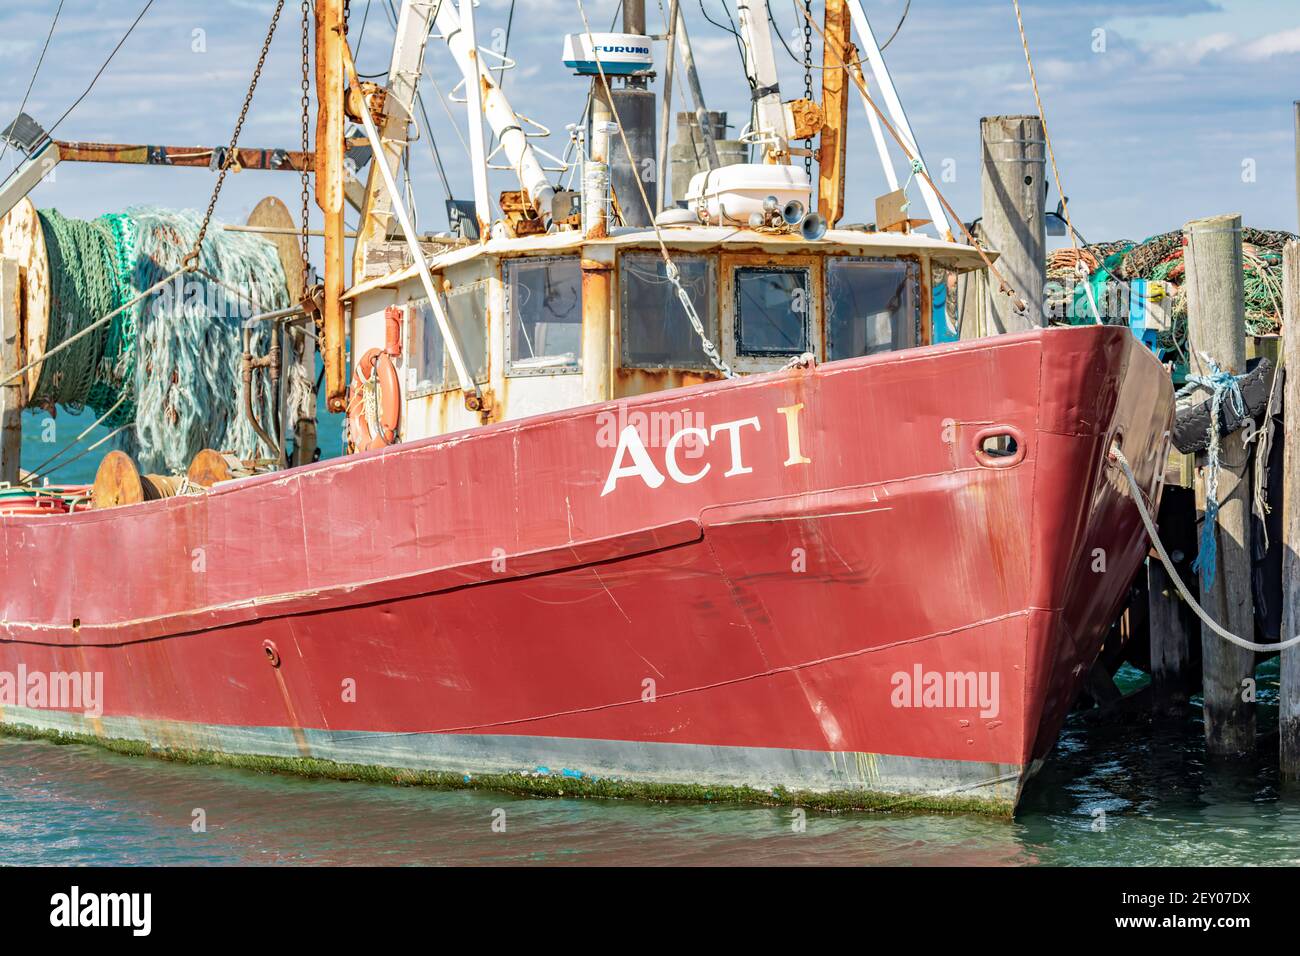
[3,663,1298,866]
[17,395,347,487]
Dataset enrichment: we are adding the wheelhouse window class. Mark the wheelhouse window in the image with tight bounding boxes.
[444,280,490,382]
[734,266,811,356]
[826,258,918,359]
[505,256,582,375]
[409,296,445,391]
[620,253,718,368]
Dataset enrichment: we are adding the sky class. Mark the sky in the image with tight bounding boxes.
[1,0,1298,252]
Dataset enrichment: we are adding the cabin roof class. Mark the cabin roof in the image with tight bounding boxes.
[343,225,994,301]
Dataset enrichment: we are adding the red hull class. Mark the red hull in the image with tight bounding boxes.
[0,326,1172,811]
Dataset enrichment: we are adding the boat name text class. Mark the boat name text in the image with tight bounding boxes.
[600,403,810,496]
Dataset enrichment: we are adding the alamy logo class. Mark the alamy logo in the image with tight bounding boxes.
[50,886,151,936]
[0,666,103,717]
[890,665,1000,719]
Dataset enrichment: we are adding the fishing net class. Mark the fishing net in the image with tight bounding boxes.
[34,206,288,474]
[1047,226,1296,346]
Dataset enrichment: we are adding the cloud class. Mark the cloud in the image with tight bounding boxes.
[1239,25,1300,59]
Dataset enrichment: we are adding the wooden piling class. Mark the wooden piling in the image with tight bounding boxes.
[978,115,1046,335]
[1148,557,1191,713]
[1282,240,1300,778]
[0,257,22,485]
[1185,213,1255,755]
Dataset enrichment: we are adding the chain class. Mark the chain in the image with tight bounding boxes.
[666,262,733,378]
[300,0,312,294]
[185,0,287,270]
[801,0,813,179]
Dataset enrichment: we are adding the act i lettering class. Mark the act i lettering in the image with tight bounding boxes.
[601,403,811,496]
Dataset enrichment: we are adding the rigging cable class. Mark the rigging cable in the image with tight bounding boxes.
[0,0,65,172]
[1111,444,1300,652]
[1010,0,1078,251]
[1009,0,1097,321]
[353,0,374,61]
[0,0,156,194]
[698,0,752,87]
[879,0,911,51]
[496,0,517,90]
[772,0,911,68]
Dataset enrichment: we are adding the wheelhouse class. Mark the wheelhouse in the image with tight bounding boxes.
[343,225,989,444]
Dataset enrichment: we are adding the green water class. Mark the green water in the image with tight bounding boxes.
[1,662,1297,865]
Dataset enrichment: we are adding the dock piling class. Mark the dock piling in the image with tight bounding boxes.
[1185,212,1256,755]
[977,115,1046,335]
[1282,240,1300,778]
[1148,556,1191,713]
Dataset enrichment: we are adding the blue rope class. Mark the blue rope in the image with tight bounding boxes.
[1181,358,1246,590]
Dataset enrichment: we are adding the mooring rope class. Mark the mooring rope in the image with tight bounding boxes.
[1109,445,1300,652]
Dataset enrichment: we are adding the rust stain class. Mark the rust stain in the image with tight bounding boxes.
[615,367,722,399]
[272,665,312,757]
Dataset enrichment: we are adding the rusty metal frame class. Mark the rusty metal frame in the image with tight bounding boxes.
[54,141,313,171]
[502,255,584,378]
[404,297,448,397]
[408,279,492,398]
[823,255,922,360]
[720,252,824,373]
[616,250,720,372]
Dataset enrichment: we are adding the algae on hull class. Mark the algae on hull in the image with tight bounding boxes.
[0,720,1015,817]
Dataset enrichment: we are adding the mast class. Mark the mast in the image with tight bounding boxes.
[316,0,347,412]
[818,0,852,224]
[431,3,557,221]
[655,0,679,215]
[459,0,493,236]
[351,0,437,279]
[673,5,719,171]
[609,0,657,226]
[735,0,791,163]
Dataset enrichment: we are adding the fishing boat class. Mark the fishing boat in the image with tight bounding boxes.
[0,0,1173,814]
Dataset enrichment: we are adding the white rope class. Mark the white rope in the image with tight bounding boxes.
[1109,444,1300,652]
[22,391,128,484]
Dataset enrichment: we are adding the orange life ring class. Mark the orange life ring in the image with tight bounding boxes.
[347,348,401,450]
